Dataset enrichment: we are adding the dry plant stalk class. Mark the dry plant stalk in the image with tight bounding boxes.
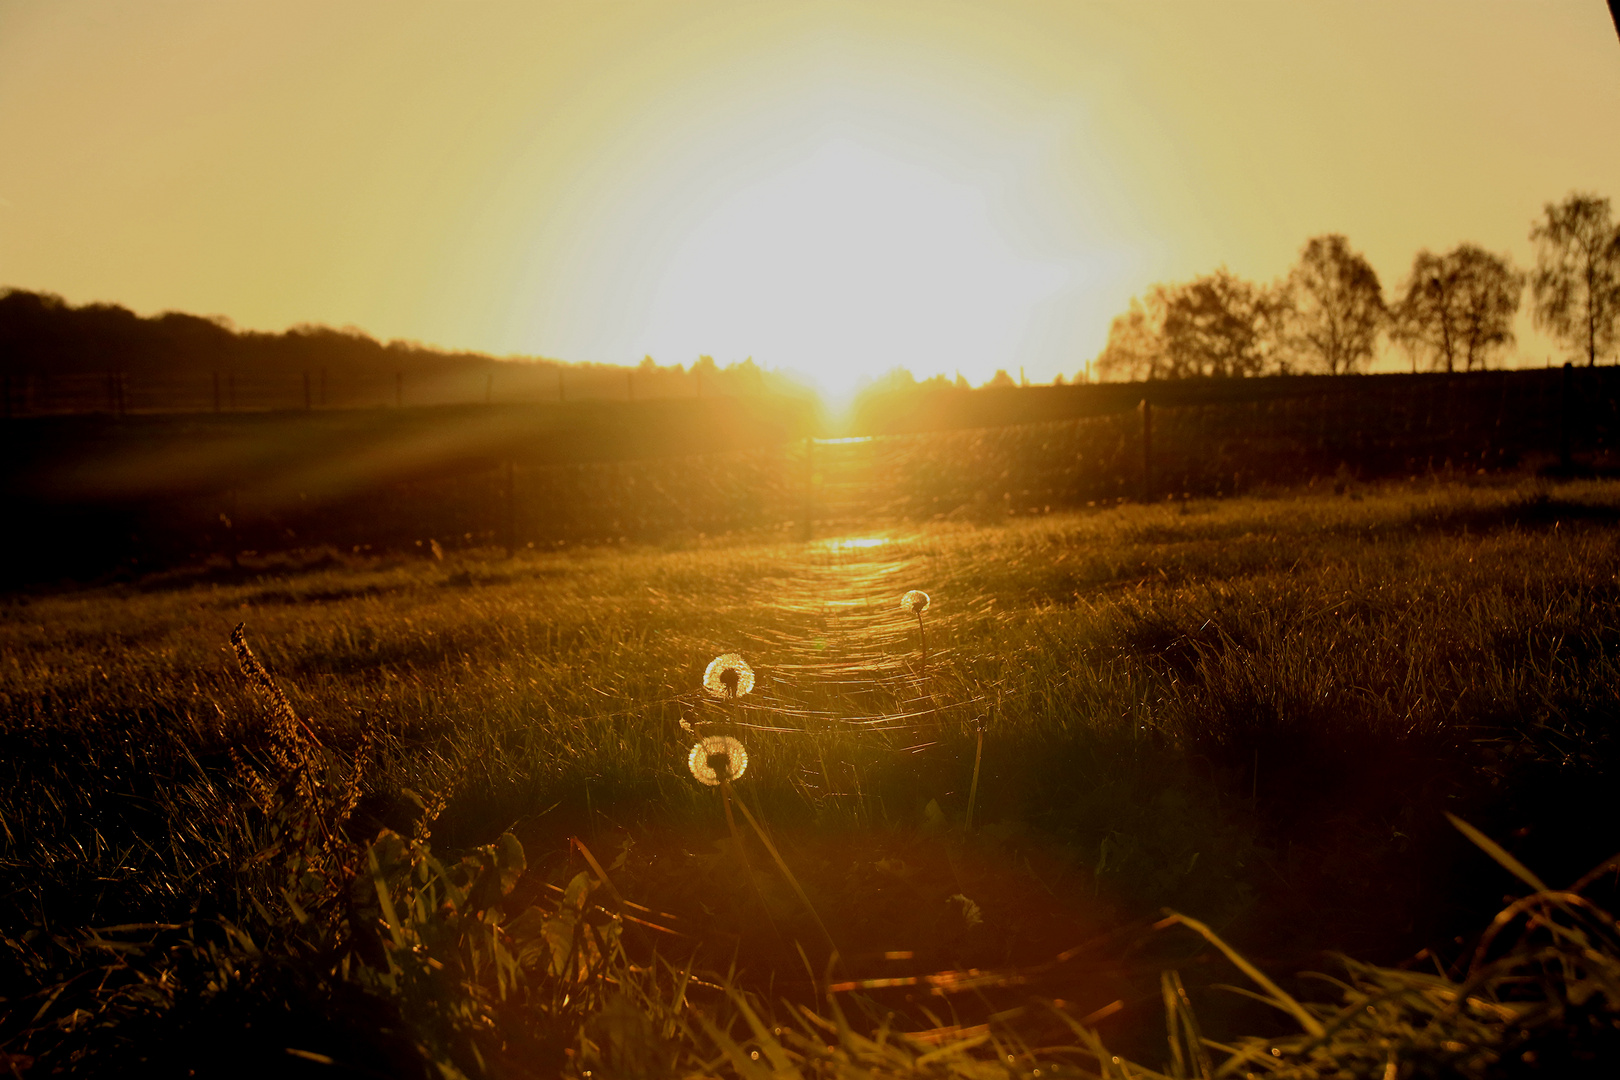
[229,622,368,896]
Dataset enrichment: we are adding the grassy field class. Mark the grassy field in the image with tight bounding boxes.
[5,476,1620,1075]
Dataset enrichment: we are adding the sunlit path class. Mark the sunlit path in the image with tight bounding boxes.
[698,436,999,749]
[728,526,983,743]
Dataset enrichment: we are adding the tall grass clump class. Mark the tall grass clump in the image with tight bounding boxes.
[0,625,696,1075]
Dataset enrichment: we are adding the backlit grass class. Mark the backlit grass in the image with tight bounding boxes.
[4,476,1620,1072]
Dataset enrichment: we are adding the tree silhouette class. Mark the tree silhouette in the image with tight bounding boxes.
[1529,193,1620,367]
[1392,246,1522,372]
[1159,269,1280,378]
[1283,235,1386,374]
[1095,270,1281,380]
[1095,294,1168,381]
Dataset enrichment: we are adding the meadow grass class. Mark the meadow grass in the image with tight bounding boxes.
[4,475,1620,1073]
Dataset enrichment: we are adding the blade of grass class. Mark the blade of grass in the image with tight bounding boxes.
[1161,911,1324,1039]
[732,791,837,955]
[1447,813,1550,893]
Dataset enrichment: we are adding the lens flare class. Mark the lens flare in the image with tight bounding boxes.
[900,590,931,615]
[687,736,749,786]
[703,653,755,698]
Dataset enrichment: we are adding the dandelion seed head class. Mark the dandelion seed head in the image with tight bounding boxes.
[703,653,755,698]
[900,590,931,615]
[688,736,748,786]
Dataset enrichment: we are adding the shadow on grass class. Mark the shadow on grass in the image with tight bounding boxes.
[130,549,368,593]
[1402,492,1620,535]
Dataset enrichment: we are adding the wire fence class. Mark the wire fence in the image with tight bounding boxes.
[6,365,1616,583]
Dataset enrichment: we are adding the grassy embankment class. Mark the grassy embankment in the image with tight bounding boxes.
[3,477,1620,1074]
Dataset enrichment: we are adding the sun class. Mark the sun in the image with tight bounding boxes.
[630,139,1068,400]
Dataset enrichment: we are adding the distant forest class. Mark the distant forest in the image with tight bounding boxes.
[0,288,793,410]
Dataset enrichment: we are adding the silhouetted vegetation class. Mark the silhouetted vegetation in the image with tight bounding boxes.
[1530,193,1620,368]
[1392,245,1524,374]
[1090,195,1620,381]
[0,288,797,413]
[1096,239,1399,383]
[1095,268,1283,381]
[1281,234,1386,375]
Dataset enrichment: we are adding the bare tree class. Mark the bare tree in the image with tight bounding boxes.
[1529,193,1620,367]
[1393,245,1522,372]
[1282,235,1386,374]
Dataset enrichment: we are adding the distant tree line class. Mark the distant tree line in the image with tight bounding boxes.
[0,288,787,405]
[0,289,511,380]
[1093,192,1620,381]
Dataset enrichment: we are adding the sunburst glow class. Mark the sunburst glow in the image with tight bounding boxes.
[3,5,1616,382]
[632,139,1069,399]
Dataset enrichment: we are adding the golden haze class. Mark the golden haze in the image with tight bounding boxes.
[0,1,1617,394]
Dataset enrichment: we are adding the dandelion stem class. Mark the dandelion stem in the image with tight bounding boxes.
[732,790,837,954]
[917,612,928,667]
[720,777,778,937]
[720,777,740,841]
[966,722,984,831]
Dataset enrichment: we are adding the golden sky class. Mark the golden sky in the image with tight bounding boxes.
[1,1,1617,392]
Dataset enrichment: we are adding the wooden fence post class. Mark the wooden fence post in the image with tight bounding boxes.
[503,460,517,558]
[104,372,127,416]
[225,488,240,569]
[1560,362,1573,470]
[1139,397,1153,501]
